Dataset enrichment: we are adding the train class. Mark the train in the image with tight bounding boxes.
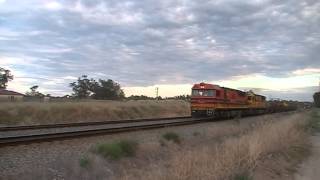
[191,82,297,117]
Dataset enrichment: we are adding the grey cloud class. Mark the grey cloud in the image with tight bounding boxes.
[0,0,319,99]
[240,86,318,102]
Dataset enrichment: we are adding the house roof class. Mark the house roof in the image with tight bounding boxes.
[0,89,24,96]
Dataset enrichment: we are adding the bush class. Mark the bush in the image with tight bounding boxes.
[234,172,252,180]
[162,132,181,144]
[193,131,200,136]
[95,140,138,160]
[79,156,90,168]
[308,109,320,132]
[314,92,320,107]
[234,174,252,180]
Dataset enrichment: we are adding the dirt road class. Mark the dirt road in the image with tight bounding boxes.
[294,133,320,180]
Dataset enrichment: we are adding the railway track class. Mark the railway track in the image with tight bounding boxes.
[0,116,213,147]
[0,116,191,131]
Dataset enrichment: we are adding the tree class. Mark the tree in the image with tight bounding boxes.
[92,79,125,100]
[314,92,320,108]
[127,95,154,100]
[174,95,191,101]
[70,75,125,100]
[0,67,13,89]
[70,75,96,98]
[26,85,44,97]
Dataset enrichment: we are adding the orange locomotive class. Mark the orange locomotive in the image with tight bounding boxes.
[191,82,267,117]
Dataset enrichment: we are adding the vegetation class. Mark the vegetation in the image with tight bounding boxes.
[94,140,138,160]
[70,75,125,100]
[313,92,320,107]
[79,156,90,168]
[9,112,312,179]
[58,112,309,180]
[171,95,191,101]
[127,95,155,100]
[234,172,252,180]
[25,85,44,97]
[0,100,190,125]
[0,67,13,89]
[162,132,181,144]
[148,113,309,179]
[127,94,190,101]
[308,109,320,132]
[193,131,200,136]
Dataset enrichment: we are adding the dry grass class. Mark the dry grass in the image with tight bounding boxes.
[52,112,310,180]
[3,111,310,180]
[117,112,309,180]
[0,100,190,125]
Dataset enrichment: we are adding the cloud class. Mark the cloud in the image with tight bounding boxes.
[259,86,318,102]
[44,1,63,11]
[70,1,144,25]
[0,0,319,100]
[292,68,320,76]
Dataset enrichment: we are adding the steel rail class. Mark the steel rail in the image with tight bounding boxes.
[0,116,191,131]
[0,117,213,147]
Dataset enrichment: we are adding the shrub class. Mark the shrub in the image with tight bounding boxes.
[193,131,200,136]
[314,92,320,107]
[79,156,90,168]
[162,132,181,144]
[95,140,138,160]
[234,172,252,180]
[308,109,320,132]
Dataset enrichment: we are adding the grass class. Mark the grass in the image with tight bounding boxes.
[79,156,90,168]
[94,140,138,160]
[308,108,320,132]
[162,132,181,144]
[14,112,312,179]
[234,172,252,180]
[137,112,310,180]
[0,100,190,125]
[193,131,200,136]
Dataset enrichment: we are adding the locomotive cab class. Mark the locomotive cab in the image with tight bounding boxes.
[191,82,267,118]
[191,83,223,117]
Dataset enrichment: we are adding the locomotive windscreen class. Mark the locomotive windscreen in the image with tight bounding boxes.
[192,89,216,97]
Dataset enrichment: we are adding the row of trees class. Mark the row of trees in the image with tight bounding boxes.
[70,75,125,100]
[7,67,318,105]
[127,95,191,101]
[0,68,190,101]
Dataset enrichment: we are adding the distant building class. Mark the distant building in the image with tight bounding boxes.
[0,89,24,102]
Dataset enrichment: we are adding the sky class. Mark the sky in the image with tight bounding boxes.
[0,0,319,101]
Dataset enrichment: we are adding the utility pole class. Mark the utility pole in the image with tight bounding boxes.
[318,77,320,92]
[155,87,159,100]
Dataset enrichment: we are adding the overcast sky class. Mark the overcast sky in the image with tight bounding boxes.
[0,0,319,101]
